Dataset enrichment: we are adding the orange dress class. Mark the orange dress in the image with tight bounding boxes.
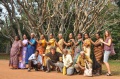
[37,39,47,55]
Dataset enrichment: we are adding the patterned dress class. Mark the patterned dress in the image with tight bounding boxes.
[9,40,22,68]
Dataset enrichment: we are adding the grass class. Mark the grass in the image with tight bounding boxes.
[0,54,120,76]
[102,60,120,76]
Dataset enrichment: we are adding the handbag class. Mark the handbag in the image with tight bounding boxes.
[84,61,92,77]
[110,43,116,56]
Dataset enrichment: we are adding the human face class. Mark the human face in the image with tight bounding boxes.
[95,34,100,39]
[31,33,34,38]
[105,31,109,37]
[49,34,53,39]
[69,33,73,39]
[15,36,19,41]
[58,34,62,39]
[40,35,44,39]
[51,49,56,55]
[84,34,89,39]
[35,51,39,57]
[81,53,85,58]
[63,49,68,56]
[77,34,82,39]
[23,35,27,39]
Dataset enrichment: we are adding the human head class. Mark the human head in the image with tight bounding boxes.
[50,46,56,55]
[69,33,73,39]
[40,34,45,39]
[80,51,85,58]
[49,33,54,39]
[31,33,35,38]
[23,34,27,39]
[84,33,89,39]
[35,50,39,57]
[58,33,63,39]
[63,49,68,56]
[105,30,111,38]
[95,33,100,39]
[15,36,19,41]
[77,33,82,39]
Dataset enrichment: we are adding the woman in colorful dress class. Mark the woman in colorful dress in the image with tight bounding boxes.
[9,36,22,69]
[19,34,28,69]
[100,30,112,76]
[45,33,56,54]
[37,35,47,55]
[56,33,64,54]
[36,34,47,67]
[83,33,91,58]
[73,33,83,64]
[64,33,75,57]
[25,33,37,64]
[90,33,103,75]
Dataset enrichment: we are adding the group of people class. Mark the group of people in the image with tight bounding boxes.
[9,30,113,76]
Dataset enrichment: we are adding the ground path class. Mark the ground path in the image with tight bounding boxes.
[0,60,119,79]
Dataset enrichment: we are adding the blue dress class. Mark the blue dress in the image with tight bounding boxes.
[25,38,36,64]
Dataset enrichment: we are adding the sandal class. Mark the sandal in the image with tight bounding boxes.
[106,73,112,76]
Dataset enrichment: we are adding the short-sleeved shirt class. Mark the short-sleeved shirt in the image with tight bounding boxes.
[28,54,42,64]
[63,54,73,67]
[76,55,92,67]
[45,52,62,63]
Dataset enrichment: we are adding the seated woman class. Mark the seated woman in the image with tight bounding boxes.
[28,50,42,72]
[74,51,92,74]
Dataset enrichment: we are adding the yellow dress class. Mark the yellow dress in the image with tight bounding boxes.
[83,39,91,57]
[56,39,64,53]
[45,38,56,54]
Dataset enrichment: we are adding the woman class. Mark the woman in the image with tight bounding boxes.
[36,35,47,55]
[64,33,75,57]
[100,30,112,76]
[56,33,64,54]
[36,35,47,67]
[73,33,83,64]
[83,33,91,57]
[25,33,37,64]
[19,34,28,69]
[45,33,56,54]
[9,36,22,69]
[91,33,103,75]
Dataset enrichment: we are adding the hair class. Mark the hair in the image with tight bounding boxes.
[84,33,90,38]
[96,32,101,37]
[50,46,56,51]
[35,50,39,53]
[69,32,74,39]
[78,33,83,37]
[104,30,112,40]
[15,35,20,40]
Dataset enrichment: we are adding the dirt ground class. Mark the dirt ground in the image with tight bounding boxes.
[0,60,119,79]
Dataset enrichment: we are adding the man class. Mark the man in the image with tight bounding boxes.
[28,50,42,72]
[62,49,74,75]
[45,46,62,73]
[74,51,92,74]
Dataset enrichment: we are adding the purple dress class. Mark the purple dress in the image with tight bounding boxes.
[19,39,28,68]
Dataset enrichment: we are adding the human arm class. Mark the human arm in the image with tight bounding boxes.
[100,38,112,46]
[28,39,36,46]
